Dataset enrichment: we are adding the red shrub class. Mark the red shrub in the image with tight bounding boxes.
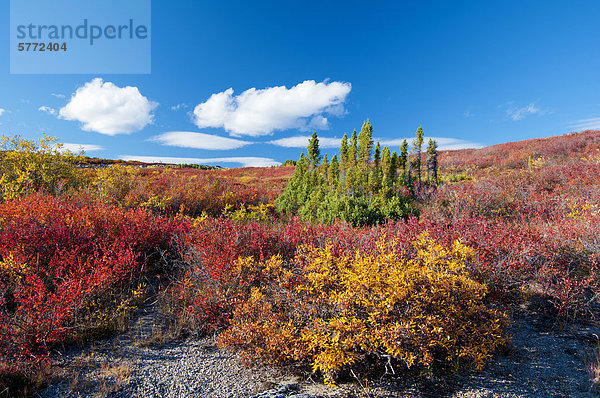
[0,194,187,366]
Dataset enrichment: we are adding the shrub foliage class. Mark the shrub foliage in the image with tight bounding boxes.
[0,195,186,377]
[220,232,507,385]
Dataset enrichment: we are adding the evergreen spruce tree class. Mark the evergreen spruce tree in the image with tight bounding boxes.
[413,127,424,185]
[357,121,373,194]
[298,152,309,172]
[275,152,310,213]
[340,133,349,170]
[348,130,359,194]
[358,120,374,168]
[345,167,355,196]
[426,138,438,185]
[390,151,399,186]
[406,150,414,192]
[322,153,329,179]
[307,131,321,167]
[374,142,382,190]
[368,169,378,195]
[329,155,340,186]
[374,142,381,171]
[399,139,408,178]
[381,146,391,188]
[349,130,358,168]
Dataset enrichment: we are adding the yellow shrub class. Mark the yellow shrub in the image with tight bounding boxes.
[567,200,599,220]
[0,135,82,201]
[222,203,274,223]
[140,195,172,211]
[0,254,30,284]
[220,232,508,386]
[93,165,141,205]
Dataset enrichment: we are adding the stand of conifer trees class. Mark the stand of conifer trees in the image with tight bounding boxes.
[275,121,438,226]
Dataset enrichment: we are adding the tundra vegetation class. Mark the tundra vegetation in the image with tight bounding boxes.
[2,127,600,395]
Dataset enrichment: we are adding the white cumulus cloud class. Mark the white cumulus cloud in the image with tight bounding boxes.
[149,131,251,150]
[38,106,57,115]
[0,108,5,117]
[269,135,341,149]
[59,78,157,135]
[119,155,280,168]
[193,80,351,137]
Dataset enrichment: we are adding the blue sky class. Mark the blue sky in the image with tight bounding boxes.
[1,1,600,167]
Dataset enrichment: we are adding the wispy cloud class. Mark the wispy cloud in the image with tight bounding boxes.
[59,143,105,153]
[59,78,157,135]
[269,135,341,148]
[268,135,482,150]
[119,155,280,168]
[171,103,188,111]
[568,117,600,131]
[51,93,66,99]
[378,137,484,150]
[193,80,351,137]
[503,102,547,121]
[0,108,5,117]
[38,106,57,115]
[149,131,251,150]
[464,110,474,118]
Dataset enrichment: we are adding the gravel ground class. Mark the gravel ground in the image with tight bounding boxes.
[39,306,600,398]
[450,313,599,398]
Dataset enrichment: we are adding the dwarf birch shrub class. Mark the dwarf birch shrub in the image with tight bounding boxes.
[219,232,508,386]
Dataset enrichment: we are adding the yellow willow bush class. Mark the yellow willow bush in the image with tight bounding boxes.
[0,135,83,201]
[93,165,142,205]
[219,232,508,386]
